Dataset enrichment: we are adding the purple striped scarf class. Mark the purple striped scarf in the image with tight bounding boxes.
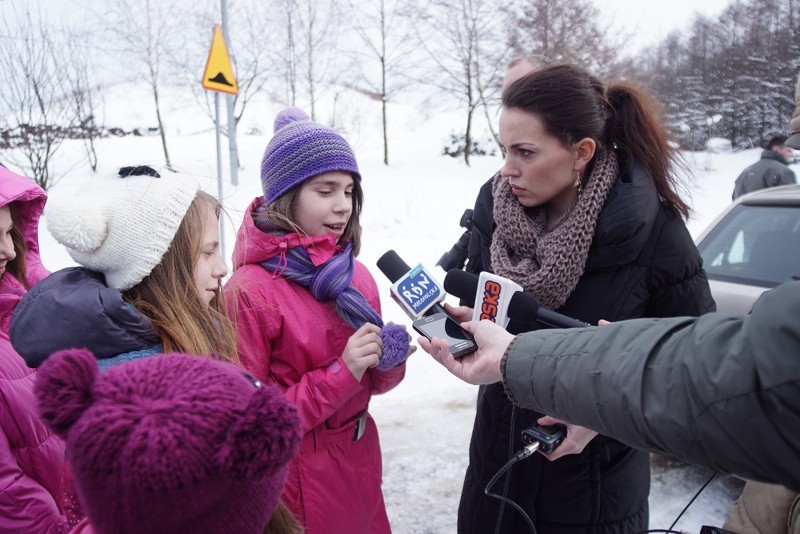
[261,241,410,370]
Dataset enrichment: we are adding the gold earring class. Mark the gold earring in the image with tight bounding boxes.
[574,170,583,194]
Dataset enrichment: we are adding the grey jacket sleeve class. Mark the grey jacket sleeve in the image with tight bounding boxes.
[777,167,797,187]
[502,281,800,492]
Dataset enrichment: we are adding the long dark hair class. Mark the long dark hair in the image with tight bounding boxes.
[502,64,690,219]
[7,203,29,288]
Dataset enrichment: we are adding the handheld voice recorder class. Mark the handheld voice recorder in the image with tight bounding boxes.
[521,423,567,454]
[412,312,477,359]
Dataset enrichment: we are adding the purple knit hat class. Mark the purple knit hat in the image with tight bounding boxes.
[261,107,361,205]
[35,349,302,534]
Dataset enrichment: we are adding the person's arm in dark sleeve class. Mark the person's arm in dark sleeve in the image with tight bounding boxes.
[502,280,800,492]
[464,176,496,276]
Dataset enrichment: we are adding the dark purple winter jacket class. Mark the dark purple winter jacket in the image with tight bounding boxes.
[10,267,160,368]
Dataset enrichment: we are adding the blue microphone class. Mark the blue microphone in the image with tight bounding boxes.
[377,250,478,358]
[376,250,447,319]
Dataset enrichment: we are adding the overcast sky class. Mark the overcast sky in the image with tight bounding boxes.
[598,0,733,52]
[1,0,734,54]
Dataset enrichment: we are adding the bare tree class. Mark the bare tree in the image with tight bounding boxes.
[289,0,341,120]
[64,35,104,172]
[284,4,299,106]
[471,4,507,147]
[342,0,417,165]
[505,0,622,77]
[166,0,338,145]
[87,0,186,166]
[627,0,800,150]
[228,3,285,124]
[412,0,507,165]
[0,6,81,190]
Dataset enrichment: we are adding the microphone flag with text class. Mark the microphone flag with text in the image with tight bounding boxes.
[471,272,522,328]
[443,269,590,329]
[376,250,478,358]
[376,249,448,320]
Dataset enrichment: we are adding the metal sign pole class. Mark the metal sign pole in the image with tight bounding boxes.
[221,0,239,186]
[201,22,237,264]
[214,92,226,263]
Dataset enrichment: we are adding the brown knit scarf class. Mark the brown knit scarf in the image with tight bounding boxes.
[490,149,619,309]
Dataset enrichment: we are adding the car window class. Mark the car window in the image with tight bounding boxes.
[698,204,800,288]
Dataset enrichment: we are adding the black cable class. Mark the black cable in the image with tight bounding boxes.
[633,471,718,534]
[494,404,518,534]
[485,441,538,534]
[485,441,716,534]
[669,472,717,530]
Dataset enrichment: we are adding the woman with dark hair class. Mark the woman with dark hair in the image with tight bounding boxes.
[456,64,715,533]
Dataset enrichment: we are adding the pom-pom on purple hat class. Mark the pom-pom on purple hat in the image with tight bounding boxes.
[35,348,302,534]
[261,107,361,206]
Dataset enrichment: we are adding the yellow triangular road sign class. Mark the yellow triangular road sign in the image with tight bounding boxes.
[202,25,238,95]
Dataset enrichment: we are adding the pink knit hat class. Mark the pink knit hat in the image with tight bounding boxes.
[35,349,302,534]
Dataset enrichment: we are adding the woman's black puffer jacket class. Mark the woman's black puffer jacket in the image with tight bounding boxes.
[459,161,716,534]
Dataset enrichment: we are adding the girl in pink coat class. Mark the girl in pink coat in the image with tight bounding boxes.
[0,165,69,532]
[224,108,411,534]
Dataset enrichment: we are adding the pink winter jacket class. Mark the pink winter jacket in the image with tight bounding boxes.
[0,167,67,533]
[68,518,95,533]
[224,197,405,534]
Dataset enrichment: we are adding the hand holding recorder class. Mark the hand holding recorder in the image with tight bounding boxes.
[376,251,477,358]
[420,317,514,385]
[421,268,591,382]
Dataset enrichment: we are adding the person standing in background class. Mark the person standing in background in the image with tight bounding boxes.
[722,73,800,534]
[732,135,796,199]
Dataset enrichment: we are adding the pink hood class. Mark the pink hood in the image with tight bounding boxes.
[231,197,343,269]
[0,166,49,289]
[0,166,68,532]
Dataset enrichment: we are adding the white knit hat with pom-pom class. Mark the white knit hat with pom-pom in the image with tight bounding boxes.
[45,165,200,290]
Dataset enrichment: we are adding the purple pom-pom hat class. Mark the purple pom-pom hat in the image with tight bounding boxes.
[261,107,361,206]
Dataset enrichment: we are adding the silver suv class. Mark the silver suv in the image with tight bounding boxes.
[696,184,800,315]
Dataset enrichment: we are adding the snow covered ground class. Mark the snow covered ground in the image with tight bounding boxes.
[21,81,795,533]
